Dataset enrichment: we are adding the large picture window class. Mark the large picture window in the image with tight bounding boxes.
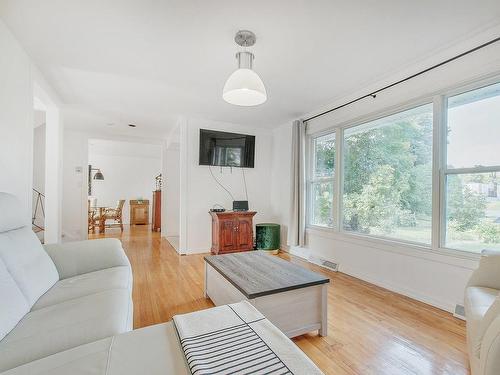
[342,104,433,244]
[305,78,500,255]
[444,82,500,253]
[309,133,335,227]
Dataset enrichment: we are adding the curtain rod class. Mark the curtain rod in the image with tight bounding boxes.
[304,36,500,123]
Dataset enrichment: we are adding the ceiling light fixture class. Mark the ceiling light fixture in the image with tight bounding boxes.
[223,30,267,107]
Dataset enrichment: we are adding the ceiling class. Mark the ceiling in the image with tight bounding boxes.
[89,139,161,159]
[1,0,500,137]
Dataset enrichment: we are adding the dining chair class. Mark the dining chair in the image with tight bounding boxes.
[104,200,125,232]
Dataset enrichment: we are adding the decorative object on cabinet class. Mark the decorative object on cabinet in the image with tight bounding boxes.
[130,199,149,225]
[104,200,125,231]
[210,211,256,254]
[152,190,161,232]
[255,223,281,254]
[155,174,162,190]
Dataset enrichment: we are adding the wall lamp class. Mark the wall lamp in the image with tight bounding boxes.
[88,165,104,195]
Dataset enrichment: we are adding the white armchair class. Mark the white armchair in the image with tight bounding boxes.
[465,250,500,375]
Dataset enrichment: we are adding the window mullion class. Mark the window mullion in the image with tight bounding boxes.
[445,166,500,175]
[334,128,343,232]
[433,95,446,251]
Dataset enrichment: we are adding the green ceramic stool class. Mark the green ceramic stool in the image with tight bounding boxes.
[255,223,280,255]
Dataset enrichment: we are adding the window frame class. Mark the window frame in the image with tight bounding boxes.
[440,81,500,253]
[339,101,434,246]
[307,130,336,229]
[304,74,500,258]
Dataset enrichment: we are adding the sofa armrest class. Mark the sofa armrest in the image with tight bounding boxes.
[467,250,500,290]
[480,314,500,375]
[44,238,131,279]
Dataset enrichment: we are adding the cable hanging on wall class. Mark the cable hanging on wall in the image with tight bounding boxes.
[208,165,235,201]
[242,168,249,202]
[304,36,500,123]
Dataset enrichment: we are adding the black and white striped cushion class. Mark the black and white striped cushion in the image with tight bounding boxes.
[178,306,292,375]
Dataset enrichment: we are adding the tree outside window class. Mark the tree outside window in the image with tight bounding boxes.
[343,104,433,244]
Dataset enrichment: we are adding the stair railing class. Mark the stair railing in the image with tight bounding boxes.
[32,188,45,233]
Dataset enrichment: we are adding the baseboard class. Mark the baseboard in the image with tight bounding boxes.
[165,236,180,252]
[287,246,310,260]
[339,264,456,313]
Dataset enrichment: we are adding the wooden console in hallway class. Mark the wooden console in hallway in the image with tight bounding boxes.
[129,199,149,225]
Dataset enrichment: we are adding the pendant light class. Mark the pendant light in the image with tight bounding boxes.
[223,30,267,106]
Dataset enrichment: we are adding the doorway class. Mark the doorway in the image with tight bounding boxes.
[32,99,46,242]
[32,83,62,244]
[87,139,162,238]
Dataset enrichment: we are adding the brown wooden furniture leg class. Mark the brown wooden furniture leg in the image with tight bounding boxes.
[99,207,106,233]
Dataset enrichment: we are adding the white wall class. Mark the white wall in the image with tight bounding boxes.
[61,130,88,241]
[32,124,46,191]
[163,145,180,237]
[0,20,34,219]
[180,118,275,254]
[271,35,500,313]
[270,122,293,246]
[89,145,161,224]
[32,123,46,225]
[0,20,62,241]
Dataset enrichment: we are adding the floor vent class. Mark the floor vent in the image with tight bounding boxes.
[454,304,466,320]
[309,256,339,272]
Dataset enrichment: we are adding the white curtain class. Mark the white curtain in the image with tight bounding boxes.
[288,119,307,247]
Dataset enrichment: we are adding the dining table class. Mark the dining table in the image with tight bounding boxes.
[90,206,108,233]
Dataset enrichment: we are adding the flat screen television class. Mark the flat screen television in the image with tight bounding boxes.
[199,129,255,168]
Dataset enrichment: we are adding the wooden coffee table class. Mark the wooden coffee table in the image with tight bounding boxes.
[204,251,330,338]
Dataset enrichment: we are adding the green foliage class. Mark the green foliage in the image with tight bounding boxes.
[447,176,486,231]
[344,165,413,233]
[313,106,491,242]
[477,221,500,244]
[343,112,433,235]
[313,182,333,226]
[312,136,335,226]
[314,137,335,176]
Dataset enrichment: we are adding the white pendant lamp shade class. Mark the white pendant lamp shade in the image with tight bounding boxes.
[223,31,267,106]
[223,68,267,106]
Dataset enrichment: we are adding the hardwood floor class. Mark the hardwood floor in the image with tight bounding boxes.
[89,225,469,375]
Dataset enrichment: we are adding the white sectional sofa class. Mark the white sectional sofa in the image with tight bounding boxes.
[0,192,323,374]
[0,193,133,372]
[465,250,500,375]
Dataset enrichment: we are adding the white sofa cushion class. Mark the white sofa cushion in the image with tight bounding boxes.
[1,323,190,375]
[0,289,133,372]
[0,258,29,341]
[1,337,114,375]
[465,286,500,358]
[0,226,59,307]
[32,266,132,310]
[0,193,28,233]
[44,238,130,280]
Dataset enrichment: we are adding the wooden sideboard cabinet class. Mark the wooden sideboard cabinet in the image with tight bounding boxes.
[210,211,256,255]
[130,200,149,225]
[152,190,161,232]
